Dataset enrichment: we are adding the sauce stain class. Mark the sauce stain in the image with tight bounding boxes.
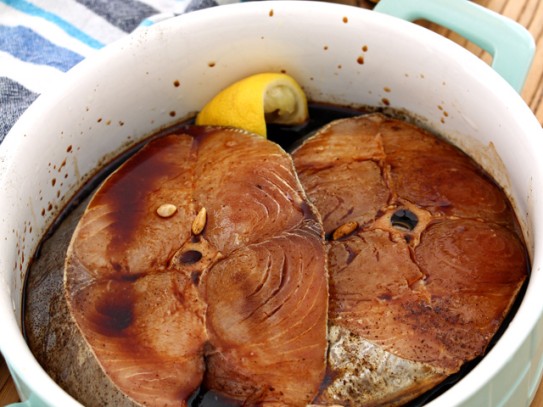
[89,281,135,336]
[95,137,180,255]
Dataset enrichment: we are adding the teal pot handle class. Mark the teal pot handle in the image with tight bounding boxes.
[4,364,48,407]
[6,395,39,407]
[374,0,535,93]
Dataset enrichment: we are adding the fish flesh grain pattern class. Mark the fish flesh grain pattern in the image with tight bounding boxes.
[292,113,528,407]
[63,127,329,407]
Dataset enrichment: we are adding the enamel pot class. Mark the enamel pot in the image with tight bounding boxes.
[1,0,542,405]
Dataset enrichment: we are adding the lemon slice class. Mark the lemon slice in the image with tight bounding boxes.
[195,73,309,138]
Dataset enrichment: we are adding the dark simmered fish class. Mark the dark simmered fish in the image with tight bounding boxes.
[292,114,528,406]
[64,127,328,406]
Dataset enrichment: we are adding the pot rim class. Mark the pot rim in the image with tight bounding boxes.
[1,2,542,406]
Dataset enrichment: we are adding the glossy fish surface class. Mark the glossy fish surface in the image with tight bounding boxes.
[64,127,328,406]
[292,114,528,406]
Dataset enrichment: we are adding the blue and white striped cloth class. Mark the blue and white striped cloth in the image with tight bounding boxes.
[0,0,241,143]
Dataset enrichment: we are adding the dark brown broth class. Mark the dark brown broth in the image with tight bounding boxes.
[23,103,529,407]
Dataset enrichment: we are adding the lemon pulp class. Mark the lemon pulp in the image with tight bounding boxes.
[195,73,308,138]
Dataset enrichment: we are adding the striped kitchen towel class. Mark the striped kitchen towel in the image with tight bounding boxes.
[0,0,241,143]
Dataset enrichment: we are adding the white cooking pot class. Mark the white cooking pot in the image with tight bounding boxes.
[1,0,542,406]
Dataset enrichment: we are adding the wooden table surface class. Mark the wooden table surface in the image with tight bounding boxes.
[1,0,543,406]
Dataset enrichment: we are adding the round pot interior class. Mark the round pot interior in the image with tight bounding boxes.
[1,2,542,406]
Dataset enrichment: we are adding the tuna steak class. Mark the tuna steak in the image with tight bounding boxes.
[64,127,328,406]
[292,114,528,406]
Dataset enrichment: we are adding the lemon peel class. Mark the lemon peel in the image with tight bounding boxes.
[195,73,309,138]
